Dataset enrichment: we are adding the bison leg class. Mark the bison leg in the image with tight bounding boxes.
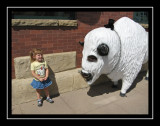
[112,81,118,88]
[145,70,149,80]
[120,80,132,97]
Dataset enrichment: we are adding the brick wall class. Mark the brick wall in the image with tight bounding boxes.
[12,11,133,79]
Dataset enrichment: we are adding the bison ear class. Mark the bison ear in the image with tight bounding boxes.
[97,43,109,56]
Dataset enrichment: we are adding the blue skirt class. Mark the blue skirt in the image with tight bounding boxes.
[31,77,52,89]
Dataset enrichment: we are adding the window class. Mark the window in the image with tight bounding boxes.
[12,11,76,20]
[133,12,148,24]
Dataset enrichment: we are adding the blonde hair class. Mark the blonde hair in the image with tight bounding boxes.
[29,48,43,63]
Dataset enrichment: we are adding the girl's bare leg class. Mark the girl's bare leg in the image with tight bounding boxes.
[44,87,50,98]
[44,87,54,103]
[36,89,41,99]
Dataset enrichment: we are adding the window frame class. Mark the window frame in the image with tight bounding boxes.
[11,11,77,27]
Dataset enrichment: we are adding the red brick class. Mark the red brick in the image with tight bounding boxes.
[31,38,42,41]
[11,11,134,79]
[30,30,43,34]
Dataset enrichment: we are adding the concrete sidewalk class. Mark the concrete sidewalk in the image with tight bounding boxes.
[12,72,148,115]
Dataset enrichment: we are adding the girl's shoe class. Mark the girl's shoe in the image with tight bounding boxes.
[37,99,42,107]
[46,97,54,103]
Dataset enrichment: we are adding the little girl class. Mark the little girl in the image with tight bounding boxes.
[30,48,54,107]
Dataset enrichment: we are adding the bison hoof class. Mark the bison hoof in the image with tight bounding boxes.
[120,92,126,97]
[145,77,148,80]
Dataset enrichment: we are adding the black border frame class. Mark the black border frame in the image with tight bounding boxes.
[5,4,155,120]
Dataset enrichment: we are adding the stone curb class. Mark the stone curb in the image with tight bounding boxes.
[12,68,111,105]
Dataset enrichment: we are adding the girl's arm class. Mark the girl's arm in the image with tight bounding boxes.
[31,70,44,82]
[44,68,49,80]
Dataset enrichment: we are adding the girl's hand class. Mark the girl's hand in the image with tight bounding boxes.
[39,78,44,82]
[44,76,48,81]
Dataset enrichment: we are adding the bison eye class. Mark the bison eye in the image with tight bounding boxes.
[87,55,97,62]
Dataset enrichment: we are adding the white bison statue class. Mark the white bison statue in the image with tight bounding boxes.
[80,17,148,97]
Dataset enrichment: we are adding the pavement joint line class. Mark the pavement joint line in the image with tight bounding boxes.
[114,103,131,114]
[18,104,23,114]
[94,96,117,105]
[59,95,77,114]
[83,98,119,114]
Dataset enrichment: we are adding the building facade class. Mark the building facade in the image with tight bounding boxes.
[11,11,148,79]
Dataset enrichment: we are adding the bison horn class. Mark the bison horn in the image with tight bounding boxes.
[79,41,84,46]
[104,19,115,30]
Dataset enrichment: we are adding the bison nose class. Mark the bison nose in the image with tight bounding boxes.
[81,71,92,81]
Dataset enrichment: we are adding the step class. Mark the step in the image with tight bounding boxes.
[12,68,110,105]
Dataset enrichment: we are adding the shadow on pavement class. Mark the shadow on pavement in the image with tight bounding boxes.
[87,71,147,97]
